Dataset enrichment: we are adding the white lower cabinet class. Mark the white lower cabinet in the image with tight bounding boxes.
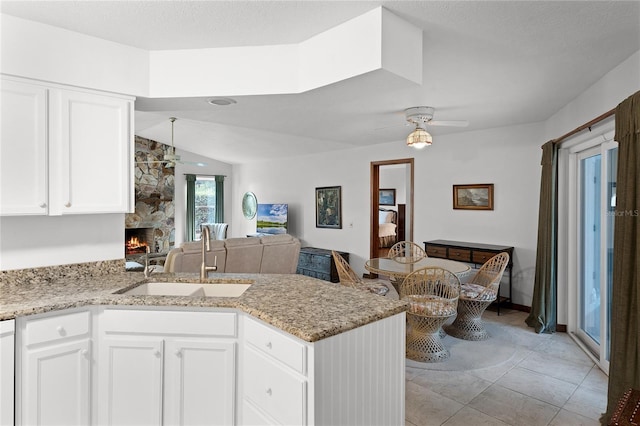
[97,308,237,426]
[0,320,15,426]
[243,346,306,425]
[16,309,92,426]
[241,316,308,425]
[13,306,405,426]
[240,312,406,426]
[98,337,164,425]
[164,339,236,426]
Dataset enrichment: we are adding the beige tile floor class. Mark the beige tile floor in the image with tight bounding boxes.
[405,309,608,426]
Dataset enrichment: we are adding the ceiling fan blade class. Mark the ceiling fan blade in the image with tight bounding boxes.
[178,160,208,167]
[426,120,469,127]
[373,122,411,132]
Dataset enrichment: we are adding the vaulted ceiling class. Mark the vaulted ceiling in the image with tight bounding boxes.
[3,1,639,164]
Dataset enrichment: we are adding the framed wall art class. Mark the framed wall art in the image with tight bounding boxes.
[316,186,342,228]
[453,184,494,210]
[379,188,396,206]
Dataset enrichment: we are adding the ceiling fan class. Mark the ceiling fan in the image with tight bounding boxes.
[404,106,469,128]
[403,106,469,149]
[135,117,207,168]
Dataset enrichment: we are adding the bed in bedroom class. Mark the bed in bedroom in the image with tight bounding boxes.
[379,208,398,248]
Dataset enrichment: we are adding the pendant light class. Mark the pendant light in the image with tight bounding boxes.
[406,124,433,149]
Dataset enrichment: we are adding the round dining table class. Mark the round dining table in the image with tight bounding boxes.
[365,257,471,284]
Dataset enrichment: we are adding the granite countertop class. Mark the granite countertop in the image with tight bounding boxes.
[0,272,407,342]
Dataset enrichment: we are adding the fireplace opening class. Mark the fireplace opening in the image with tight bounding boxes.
[125,227,156,255]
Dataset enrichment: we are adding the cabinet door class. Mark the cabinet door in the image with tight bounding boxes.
[22,339,91,426]
[98,338,163,426]
[0,79,48,215]
[54,89,132,214]
[164,339,236,426]
[0,320,15,426]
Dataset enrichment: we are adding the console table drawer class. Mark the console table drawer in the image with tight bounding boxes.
[426,246,447,258]
[423,240,515,315]
[472,250,498,264]
[448,248,471,262]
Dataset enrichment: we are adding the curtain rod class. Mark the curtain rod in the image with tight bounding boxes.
[550,107,615,146]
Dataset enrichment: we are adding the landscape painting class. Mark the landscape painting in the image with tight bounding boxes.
[453,184,494,210]
[256,203,288,234]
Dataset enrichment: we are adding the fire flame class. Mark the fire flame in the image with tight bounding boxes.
[126,236,148,254]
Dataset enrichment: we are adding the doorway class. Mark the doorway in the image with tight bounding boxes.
[568,136,617,374]
[370,158,414,260]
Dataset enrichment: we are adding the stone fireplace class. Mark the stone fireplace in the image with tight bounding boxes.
[125,136,175,255]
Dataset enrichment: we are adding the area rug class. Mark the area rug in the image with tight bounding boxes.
[405,321,517,371]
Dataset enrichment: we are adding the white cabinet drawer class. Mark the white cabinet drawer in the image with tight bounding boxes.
[242,399,274,425]
[244,317,306,374]
[24,310,90,346]
[244,347,306,425]
[101,309,236,337]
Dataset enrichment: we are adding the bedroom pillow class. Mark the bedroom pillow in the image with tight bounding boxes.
[379,210,394,223]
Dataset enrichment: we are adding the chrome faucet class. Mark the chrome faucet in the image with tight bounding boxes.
[200,225,218,282]
[143,246,155,278]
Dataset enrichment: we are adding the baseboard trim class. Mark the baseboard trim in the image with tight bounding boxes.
[488,302,530,313]
[505,302,531,313]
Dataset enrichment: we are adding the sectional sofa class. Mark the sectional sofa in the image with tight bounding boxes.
[164,234,301,274]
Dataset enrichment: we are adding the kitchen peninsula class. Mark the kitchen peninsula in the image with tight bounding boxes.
[0,263,406,425]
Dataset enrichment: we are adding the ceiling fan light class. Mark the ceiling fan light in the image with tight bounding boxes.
[406,128,432,149]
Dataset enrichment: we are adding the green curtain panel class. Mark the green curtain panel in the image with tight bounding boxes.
[526,141,558,334]
[215,175,225,223]
[185,174,196,242]
[604,91,640,424]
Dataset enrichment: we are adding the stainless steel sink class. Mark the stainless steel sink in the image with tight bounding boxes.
[122,282,251,297]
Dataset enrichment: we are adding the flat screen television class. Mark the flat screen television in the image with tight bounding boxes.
[256,203,288,235]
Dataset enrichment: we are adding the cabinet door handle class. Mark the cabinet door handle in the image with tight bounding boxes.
[154,350,161,358]
[175,350,182,357]
[56,325,66,336]
[81,349,89,357]
[265,388,272,396]
[265,341,272,349]
[64,202,71,208]
[39,202,47,208]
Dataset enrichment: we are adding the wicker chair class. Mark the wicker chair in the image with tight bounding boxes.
[387,241,428,294]
[445,252,510,341]
[388,241,427,263]
[400,267,460,362]
[331,251,389,296]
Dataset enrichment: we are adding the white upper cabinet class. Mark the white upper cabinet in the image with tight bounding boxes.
[0,79,48,215]
[53,89,132,214]
[0,76,134,216]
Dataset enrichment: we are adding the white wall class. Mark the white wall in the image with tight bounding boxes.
[380,166,407,207]
[1,14,148,96]
[232,122,543,306]
[545,50,640,141]
[0,214,124,270]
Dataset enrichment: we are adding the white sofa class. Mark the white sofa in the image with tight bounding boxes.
[164,234,301,274]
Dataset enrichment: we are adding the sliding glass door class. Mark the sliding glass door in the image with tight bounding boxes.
[574,142,617,372]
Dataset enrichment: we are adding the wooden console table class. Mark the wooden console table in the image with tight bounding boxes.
[297,247,349,283]
[423,240,514,314]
